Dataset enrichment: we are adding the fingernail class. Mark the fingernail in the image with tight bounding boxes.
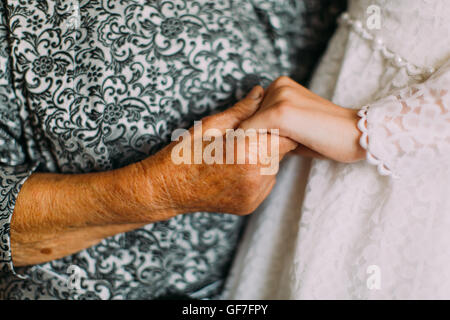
[247,86,262,100]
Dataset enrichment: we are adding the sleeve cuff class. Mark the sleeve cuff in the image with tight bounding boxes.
[357,105,399,179]
[0,162,39,278]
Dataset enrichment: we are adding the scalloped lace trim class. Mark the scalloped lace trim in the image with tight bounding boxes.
[357,106,398,178]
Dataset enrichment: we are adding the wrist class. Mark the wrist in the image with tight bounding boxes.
[103,155,182,224]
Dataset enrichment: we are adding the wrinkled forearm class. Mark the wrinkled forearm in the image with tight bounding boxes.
[11,159,181,266]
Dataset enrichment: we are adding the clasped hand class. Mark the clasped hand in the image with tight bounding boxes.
[146,76,365,218]
[240,76,366,164]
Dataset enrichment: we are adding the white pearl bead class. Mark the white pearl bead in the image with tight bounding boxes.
[373,36,384,49]
[341,13,350,22]
[354,20,363,31]
[342,12,435,80]
[394,55,403,66]
[374,36,383,46]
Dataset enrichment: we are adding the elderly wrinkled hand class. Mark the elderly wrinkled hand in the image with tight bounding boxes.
[140,86,298,217]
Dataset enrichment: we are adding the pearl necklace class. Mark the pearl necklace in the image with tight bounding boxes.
[339,12,435,78]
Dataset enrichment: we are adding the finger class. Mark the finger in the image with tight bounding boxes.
[256,134,297,175]
[204,86,264,133]
[279,136,298,156]
[230,85,264,121]
[264,76,296,96]
[257,134,297,160]
[239,105,284,135]
[240,104,317,147]
[261,76,316,109]
[262,77,341,117]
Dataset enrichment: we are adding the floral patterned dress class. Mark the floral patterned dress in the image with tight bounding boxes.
[0,0,342,299]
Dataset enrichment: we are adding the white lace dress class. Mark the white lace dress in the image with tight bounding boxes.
[224,0,450,300]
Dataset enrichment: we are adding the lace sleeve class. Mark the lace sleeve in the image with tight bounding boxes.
[357,60,450,179]
[0,4,39,277]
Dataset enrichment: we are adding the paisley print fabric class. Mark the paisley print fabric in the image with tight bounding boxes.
[0,0,343,299]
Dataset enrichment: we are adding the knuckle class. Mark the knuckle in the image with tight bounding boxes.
[236,205,256,216]
[274,85,294,100]
[273,76,293,87]
[233,207,251,216]
[236,194,258,216]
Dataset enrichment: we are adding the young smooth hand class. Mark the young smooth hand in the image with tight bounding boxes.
[239,77,366,163]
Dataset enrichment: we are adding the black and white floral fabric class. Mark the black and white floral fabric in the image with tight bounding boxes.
[0,0,342,299]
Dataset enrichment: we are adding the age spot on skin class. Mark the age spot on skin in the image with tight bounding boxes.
[40,248,52,255]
